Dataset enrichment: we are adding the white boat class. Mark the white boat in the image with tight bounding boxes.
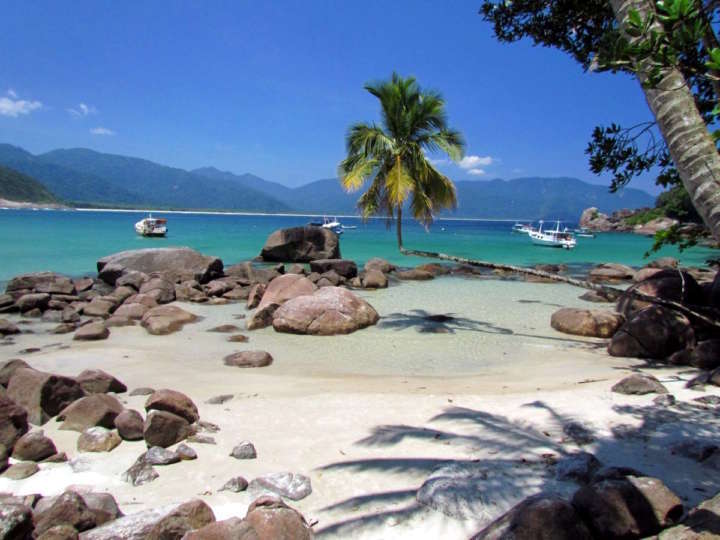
[135,215,168,237]
[511,222,535,234]
[528,220,577,249]
[574,227,596,238]
[309,216,343,235]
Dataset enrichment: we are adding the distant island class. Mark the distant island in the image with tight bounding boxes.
[0,143,654,219]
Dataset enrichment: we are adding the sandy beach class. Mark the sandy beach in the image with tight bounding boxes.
[1,276,718,538]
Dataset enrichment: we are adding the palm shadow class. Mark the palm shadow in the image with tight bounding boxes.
[377,309,514,335]
[314,395,720,538]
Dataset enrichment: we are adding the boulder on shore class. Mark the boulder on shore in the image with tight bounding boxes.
[0,394,29,448]
[97,247,223,284]
[550,308,625,338]
[259,226,340,262]
[7,368,85,425]
[589,263,636,283]
[608,306,695,359]
[309,259,358,279]
[145,389,199,424]
[273,286,379,335]
[140,305,198,335]
[470,494,593,540]
[247,274,317,330]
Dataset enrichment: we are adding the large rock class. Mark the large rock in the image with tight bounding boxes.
[612,373,668,395]
[572,476,683,538]
[11,430,56,461]
[0,395,28,449]
[6,272,75,295]
[361,269,388,289]
[249,473,312,501]
[75,369,127,394]
[0,320,19,336]
[97,248,223,284]
[272,287,379,335]
[181,518,258,540]
[617,269,704,317]
[141,305,198,335]
[114,409,144,441]
[34,491,96,537]
[244,496,314,540]
[138,277,176,304]
[57,394,124,431]
[690,339,720,370]
[16,293,50,313]
[364,257,396,274]
[143,410,191,448]
[224,351,273,368]
[7,368,85,425]
[659,491,720,539]
[470,494,593,540]
[0,502,34,540]
[73,322,109,341]
[589,263,636,282]
[308,259,357,279]
[145,389,199,423]
[608,306,695,359]
[82,297,116,318]
[225,263,279,286]
[247,274,316,330]
[77,427,122,452]
[80,500,214,540]
[260,227,340,263]
[550,308,624,338]
[146,500,216,540]
[113,302,149,320]
[0,359,30,387]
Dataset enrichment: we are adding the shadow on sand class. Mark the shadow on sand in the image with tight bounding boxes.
[314,386,720,538]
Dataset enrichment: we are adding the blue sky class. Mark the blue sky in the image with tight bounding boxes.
[0,0,659,193]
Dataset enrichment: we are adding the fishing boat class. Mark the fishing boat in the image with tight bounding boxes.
[135,214,168,237]
[511,222,535,234]
[574,227,596,238]
[309,216,343,235]
[528,220,576,249]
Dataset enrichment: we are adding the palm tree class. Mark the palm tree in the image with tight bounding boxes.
[339,73,465,249]
[610,0,720,242]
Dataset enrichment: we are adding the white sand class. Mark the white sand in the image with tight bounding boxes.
[1,277,718,538]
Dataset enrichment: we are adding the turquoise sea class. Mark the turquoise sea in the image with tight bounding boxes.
[0,209,715,284]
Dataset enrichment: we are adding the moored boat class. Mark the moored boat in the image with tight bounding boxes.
[135,215,168,237]
[309,216,343,235]
[574,227,596,238]
[528,220,576,249]
[511,222,535,234]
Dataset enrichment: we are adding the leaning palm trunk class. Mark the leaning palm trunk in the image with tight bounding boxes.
[610,0,720,241]
[400,246,720,329]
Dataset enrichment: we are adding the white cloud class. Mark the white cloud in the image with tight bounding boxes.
[90,127,115,136]
[459,155,494,169]
[467,168,486,176]
[68,103,98,117]
[0,90,42,118]
[428,158,448,166]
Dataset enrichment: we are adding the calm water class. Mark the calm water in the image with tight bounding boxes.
[0,209,715,283]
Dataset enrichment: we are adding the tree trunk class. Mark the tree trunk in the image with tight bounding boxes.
[609,0,720,241]
[396,205,403,249]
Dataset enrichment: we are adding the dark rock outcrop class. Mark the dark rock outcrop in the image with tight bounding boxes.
[608,306,695,359]
[260,227,340,263]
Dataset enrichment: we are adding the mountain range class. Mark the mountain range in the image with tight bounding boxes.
[0,143,655,219]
